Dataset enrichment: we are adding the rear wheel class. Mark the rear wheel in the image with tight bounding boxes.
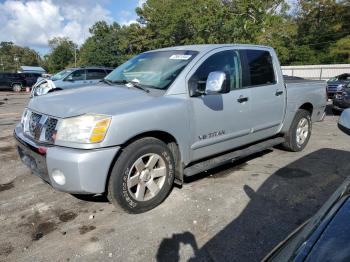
[12,83,22,92]
[282,109,312,152]
[107,137,175,213]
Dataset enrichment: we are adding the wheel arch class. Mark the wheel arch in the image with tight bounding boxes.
[105,130,183,194]
[299,102,313,116]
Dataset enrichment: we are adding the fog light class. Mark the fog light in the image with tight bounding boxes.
[52,169,66,185]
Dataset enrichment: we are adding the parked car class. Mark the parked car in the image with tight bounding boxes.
[332,82,350,114]
[264,109,350,262]
[15,44,327,213]
[0,72,25,92]
[31,67,113,96]
[327,73,350,99]
[19,72,43,87]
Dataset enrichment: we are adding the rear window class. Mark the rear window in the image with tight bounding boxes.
[86,69,107,80]
[242,50,276,87]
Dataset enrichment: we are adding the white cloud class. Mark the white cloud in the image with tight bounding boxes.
[0,0,113,49]
[138,0,147,7]
[118,9,138,26]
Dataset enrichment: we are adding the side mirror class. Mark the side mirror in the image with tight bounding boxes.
[65,75,74,82]
[205,71,229,95]
[338,109,350,136]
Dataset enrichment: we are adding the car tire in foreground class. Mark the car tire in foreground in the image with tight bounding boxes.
[107,137,175,213]
[282,109,312,152]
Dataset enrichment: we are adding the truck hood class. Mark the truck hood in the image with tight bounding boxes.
[28,84,157,118]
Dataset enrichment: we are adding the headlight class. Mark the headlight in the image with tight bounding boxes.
[55,114,112,144]
[337,84,346,91]
[21,108,29,127]
[35,84,51,96]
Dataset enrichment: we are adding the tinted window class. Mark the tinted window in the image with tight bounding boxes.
[86,69,106,80]
[70,70,85,81]
[243,50,275,87]
[189,50,241,92]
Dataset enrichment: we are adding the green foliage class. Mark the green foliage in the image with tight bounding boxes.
[46,37,77,73]
[78,21,125,67]
[0,42,40,72]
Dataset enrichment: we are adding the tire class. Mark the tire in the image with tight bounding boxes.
[282,109,312,152]
[107,137,175,213]
[12,83,22,92]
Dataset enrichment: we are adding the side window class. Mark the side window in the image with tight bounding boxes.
[70,69,85,81]
[242,50,276,87]
[189,50,241,92]
[86,69,107,80]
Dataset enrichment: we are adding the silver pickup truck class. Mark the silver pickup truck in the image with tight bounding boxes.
[14,44,327,213]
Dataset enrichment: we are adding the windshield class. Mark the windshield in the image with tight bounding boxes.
[105,50,198,89]
[51,69,74,81]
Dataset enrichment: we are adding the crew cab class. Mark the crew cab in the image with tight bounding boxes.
[14,44,327,213]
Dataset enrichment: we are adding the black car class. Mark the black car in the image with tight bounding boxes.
[0,72,25,92]
[264,112,350,262]
[19,72,42,87]
[332,83,350,114]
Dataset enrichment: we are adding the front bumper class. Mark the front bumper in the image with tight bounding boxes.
[14,124,120,194]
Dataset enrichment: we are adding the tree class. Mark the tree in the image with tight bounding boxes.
[293,0,350,64]
[134,0,294,64]
[328,36,350,63]
[46,37,76,73]
[78,21,130,67]
[0,42,40,72]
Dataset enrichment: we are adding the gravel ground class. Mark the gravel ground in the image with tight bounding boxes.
[1,92,350,262]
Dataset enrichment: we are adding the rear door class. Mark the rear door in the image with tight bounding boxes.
[240,49,286,138]
[86,69,108,85]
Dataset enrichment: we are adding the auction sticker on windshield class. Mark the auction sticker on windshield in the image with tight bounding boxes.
[169,54,192,60]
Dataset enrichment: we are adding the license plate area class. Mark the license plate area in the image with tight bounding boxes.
[16,143,50,182]
[18,146,37,170]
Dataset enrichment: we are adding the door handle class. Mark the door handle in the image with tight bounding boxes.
[275,90,283,96]
[237,96,249,103]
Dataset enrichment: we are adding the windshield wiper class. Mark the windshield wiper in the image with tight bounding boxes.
[100,78,113,85]
[112,79,150,93]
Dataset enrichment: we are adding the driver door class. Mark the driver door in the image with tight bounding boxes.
[64,69,86,89]
[188,49,253,162]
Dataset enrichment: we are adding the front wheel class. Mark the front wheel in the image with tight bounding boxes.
[12,84,22,92]
[282,109,312,152]
[107,138,175,213]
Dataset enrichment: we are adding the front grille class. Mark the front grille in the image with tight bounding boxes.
[28,112,42,137]
[24,111,58,144]
[45,118,58,143]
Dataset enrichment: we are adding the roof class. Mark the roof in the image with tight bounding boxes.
[19,66,46,73]
[148,44,273,53]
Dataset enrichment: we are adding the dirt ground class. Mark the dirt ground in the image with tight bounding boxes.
[1,92,350,262]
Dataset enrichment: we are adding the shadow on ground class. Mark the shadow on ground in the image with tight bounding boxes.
[156,148,350,262]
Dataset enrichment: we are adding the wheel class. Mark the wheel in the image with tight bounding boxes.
[282,109,312,152]
[107,137,175,213]
[12,84,22,92]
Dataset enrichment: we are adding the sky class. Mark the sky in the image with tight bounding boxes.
[0,0,146,54]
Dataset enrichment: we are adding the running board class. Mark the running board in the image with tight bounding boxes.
[183,137,285,177]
